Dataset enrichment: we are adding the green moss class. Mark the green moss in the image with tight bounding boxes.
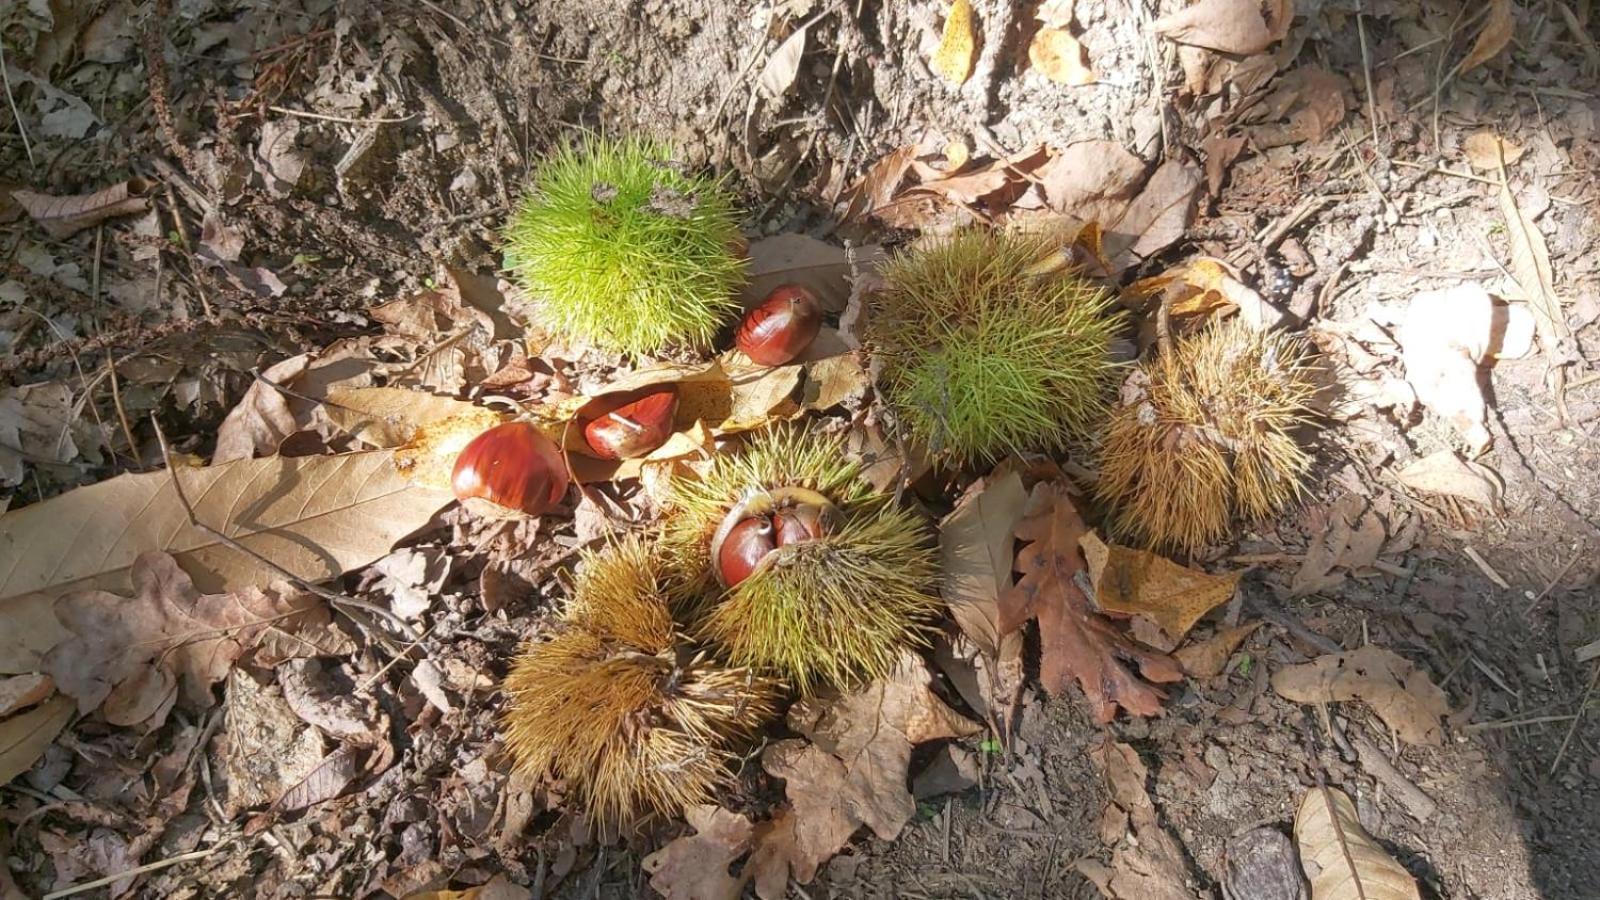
[502,137,746,355]
[871,229,1124,462]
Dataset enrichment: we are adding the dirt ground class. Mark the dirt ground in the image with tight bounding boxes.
[4,0,1600,897]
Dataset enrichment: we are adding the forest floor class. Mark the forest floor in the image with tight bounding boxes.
[3,0,1600,898]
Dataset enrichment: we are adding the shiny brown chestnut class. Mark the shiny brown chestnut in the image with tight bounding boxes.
[735,284,822,366]
[773,503,832,547]
[715,515,776,588]
[451,421,569,516]
[583,388,679,460]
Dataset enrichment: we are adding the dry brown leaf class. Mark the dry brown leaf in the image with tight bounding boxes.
[1461,0,1513,73]
[1077,739,1202,900]
[1080,533,1239,648]
[1174,622,1263,677]
[0,695,73,785]
[1290,492,1367,598]
[642,805,754,900]
[1271,645,1449,745]
[1153,0,1275,54]
[213,354,311,464]
[758,26,808,100]
[42,552,340,723]
[11,179,151,239]
[932,0,977,84]
[839,145,916,222]
[1102,157,1203,274]
[1497,165,1575,383]
[1201,133,1247,196]
[278,658,383,742]
[0,451,453,604]
[1002,483,1182,722]
[406,874,531,900]
[756,655,978,892]
[939,469,1028,655]
[1295,787,1422,899]
[1030,27,1096,85]
[1462,131,1525,171]
[1246,67,1349,147]
[1035,140,1147,225]
[0,673,54,717]
[271,742,363,813]
[220,669,327,815]
[1393,451,1504,509]
[322,387,480,449]
[392,408,508,492]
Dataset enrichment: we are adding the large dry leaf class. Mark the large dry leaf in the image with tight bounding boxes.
[1295,787,1421,900]
[0,695,73,785]
[43,552,340,723]
[1076,739,1202,900]
[755,656,978,892]
[643,805,755,900]
[11,179,151,239]
[1398,285,1494,452]
[939,469,1028,655]
[1271,645,1449,745]
[0,451,453,604]
[1002,483,1182,722]
[932,0,977,84]
[1153,0,1277,54]
[1080,532,1239,647]
[213,354,311,463]
[1460,0,1513,73]
[1393,451,1503,509]
[271,742,363,813]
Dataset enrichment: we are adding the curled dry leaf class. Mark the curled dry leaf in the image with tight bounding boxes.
[1173,622,1262,678]
[11,178,152,239]
[1001,482,1183,722]
[938,468,1028,655]
[212,354,311,464]
[1080,532,1240,649]
[642,805,754,900]
[42,552,340,724]
[1295,786,1421,900]
[0,695,74,785]
[1101,157,1203,274]
[932,0,977,84]
[0,674,54,717]
[1271,645,1449,746]
[758,26,807,101]
[754,655,978,894]
[1393,451,1504,509]
[1460,0,1513,73]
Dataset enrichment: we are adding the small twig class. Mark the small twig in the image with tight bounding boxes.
[1355,0,1380,147]
[1525,547,1584,615]
[1462,713,1577,732]
[1461,545,1510,589]
[0,39,34,169]
[1155,289,1174,360]
[41,841,232,899]
[266,105,415,125]
[1550,662,1600,776]
[149,416,422,647]
[105,352,141,465]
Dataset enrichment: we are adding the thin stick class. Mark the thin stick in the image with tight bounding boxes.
[1550,662,1600,776]
[149,416,422,645]
[105,352,140,466]
[1525,547,1584,615]
[0,40,34,168]
[1356,0,1380,147]
[1462,713,1576,732]
[266,105,414,125]
[42,842,230,899]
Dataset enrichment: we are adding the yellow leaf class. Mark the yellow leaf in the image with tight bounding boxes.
[932,0,977,85]
[1079,532,1240,642]
[1029,27,1096,86]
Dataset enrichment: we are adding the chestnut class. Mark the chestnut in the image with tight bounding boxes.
[736,284,822,366]
[773,503,832,547]
[451,421,569,516]
[715,515,776,588]
[583,388,679,460]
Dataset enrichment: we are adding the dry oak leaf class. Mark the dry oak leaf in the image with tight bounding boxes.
[643,805,755,900]
[932,0,978,84]
[939,468,1028,655]
[1002,483,1182,723]
[1081,532,1240,647]
[42,552,339,723]
[11,178,151,239]
[1077,739,1203,900]
[1460,0,1513,73]
[0,450,453,603]
[757,655,978,892]
[1295,786,1421,900]
[213,354,311,464]
[1271,645,1449,745]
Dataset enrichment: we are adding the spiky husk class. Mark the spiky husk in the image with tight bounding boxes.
[663,427,941,696]
[502,536,776,824]
[502,136,746,355]
[870,229,1123,462]
[1096,319,1316,553]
